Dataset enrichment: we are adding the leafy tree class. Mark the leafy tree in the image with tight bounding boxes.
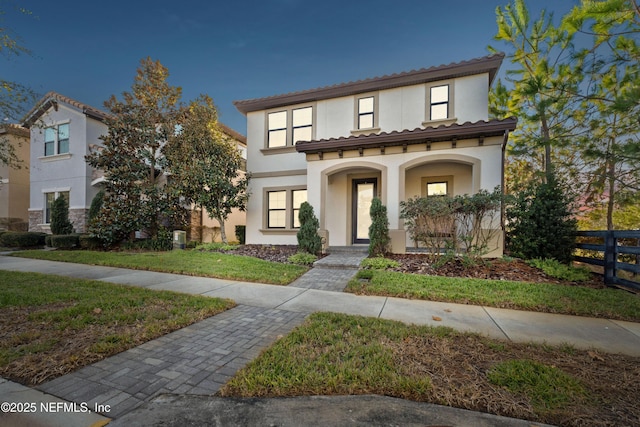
[86,58,186,246]
[164,95,249,243]
[50,195,73,235]
[1,3,37,171]
[368,198,390,257]
[296,202,321,255]
[506,174,577,264]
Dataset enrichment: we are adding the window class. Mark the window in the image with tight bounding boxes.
[426,181,448,196]
[268,111,287,148]
[44,191,70,224]
[265,187,307,229]
[358,96,374,129]
[429,85,449,121]
[292,107,312,143]
[44,123,70,156]
[292,189,307,228]
[266,105,314,149]
[267,191,287,228]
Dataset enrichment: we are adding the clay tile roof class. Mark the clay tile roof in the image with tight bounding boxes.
[234,53,505,114]
[22,91,111,127]
[0,123,30,137]
[295,117,518,154]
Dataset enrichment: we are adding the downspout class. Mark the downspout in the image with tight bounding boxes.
[501,130,509,255]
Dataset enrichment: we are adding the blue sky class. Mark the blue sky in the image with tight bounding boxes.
[4,0,579,134]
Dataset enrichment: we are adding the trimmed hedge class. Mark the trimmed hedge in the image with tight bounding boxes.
[0,232,47,248]
[50,234,80,249]
[235,225,246,245]
[79,235,104,250]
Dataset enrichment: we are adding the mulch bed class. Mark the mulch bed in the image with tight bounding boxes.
[229,245,606,288]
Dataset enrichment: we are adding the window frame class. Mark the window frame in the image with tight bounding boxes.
[267,190,287,228]
[421,176,453,198]
[263,186,308,231]
[43,122,70,156]
[423,81,456,126]
[44,190,70,224]
[264,104,315,150]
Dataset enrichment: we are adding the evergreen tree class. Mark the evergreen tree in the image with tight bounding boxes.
[506,174,577,263]
[50,195,73,235]
[368,198,390,257]
[296,202,321,255]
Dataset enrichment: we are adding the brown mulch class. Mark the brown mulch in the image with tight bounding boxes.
[388,333,640,427]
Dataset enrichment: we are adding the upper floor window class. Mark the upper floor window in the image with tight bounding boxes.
[358,96,375,129]
[292,107,312,144]
[429,85,449,121]
[268,111,287,148]
[44,123,69,156]
[266,105,314,149]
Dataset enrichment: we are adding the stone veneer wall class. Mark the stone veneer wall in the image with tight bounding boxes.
[29,209,89,234]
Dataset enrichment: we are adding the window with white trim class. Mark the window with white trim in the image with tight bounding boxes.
[44,123,69,156]
[44,191,70,224]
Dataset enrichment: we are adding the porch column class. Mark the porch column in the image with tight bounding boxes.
[386,165,400,229]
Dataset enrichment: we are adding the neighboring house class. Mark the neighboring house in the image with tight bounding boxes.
[22,91,246,240]
[234,54,517,256]
[0,124,30,230]
[23,92,109,234]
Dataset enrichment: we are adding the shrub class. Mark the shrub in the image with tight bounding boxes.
[235,225,246,245]
[50,195,74,235]
[288,252,318,266]
[506,175,576,264]
[79,235,104,250]
[120,228,173,251]
[296,202,321,255]
[0,232,46,248]
[88,190,105,222]
[527,258,591,282]
[360,257,400,270]
[50,234,80,249]
[368,198,390,257]
[45,235,52,247]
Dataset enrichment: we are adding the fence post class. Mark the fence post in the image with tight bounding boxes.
[604,230,617,286]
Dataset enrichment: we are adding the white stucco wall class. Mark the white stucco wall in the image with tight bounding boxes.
[29,104,107,222]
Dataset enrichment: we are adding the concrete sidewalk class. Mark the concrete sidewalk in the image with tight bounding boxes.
[1,254,639,426]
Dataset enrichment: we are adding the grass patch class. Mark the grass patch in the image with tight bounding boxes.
[360,256,400,270]
[0,270,235,385]
[11,249,308,285]
[527,258,592,282]
[488,359,586,412]
[220,312,638,426]
[346,270,640,321]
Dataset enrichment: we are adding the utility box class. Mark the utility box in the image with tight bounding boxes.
[173,230,186,250]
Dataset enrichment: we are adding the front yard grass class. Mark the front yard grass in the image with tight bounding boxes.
[0,270,235,385]
[220,312,640,427]
[11,249,308,285]
[346,270,640,321]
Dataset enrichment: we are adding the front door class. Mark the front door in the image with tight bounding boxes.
[352,178,378,244]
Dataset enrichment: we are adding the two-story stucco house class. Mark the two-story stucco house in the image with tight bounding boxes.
[23,92,109,233]
[23,91,247,240]
[0,124,30,230]
[234,54,517,256]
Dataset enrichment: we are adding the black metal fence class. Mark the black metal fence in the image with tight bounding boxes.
[575,230,640,292]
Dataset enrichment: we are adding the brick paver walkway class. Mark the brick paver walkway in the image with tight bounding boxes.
[38,305,307,418]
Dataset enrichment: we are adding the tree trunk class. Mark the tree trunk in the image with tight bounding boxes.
[540,112,553,182]
[606,139,616,231]
[218,217,227,244]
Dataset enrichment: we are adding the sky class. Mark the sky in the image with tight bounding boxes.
[3,0,580,134]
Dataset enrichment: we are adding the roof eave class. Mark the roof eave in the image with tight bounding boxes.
[295,117,518,154]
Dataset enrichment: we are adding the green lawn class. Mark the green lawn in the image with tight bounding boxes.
[11,249,308,285]
[346,270,640,321]
[0,270,235,385]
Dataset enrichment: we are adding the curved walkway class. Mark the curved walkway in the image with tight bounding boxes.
[1,254,639,426]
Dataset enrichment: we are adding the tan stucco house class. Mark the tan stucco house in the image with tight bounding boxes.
[234,53,517,255]
[0,124,30,230]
